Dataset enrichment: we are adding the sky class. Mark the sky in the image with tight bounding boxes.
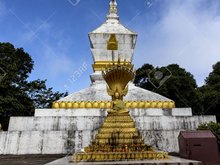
[0,0,220,93]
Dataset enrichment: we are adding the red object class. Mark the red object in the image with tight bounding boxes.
[178,130,219,164]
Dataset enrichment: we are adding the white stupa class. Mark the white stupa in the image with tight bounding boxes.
[0,0,215,156]
[59,0,171,102]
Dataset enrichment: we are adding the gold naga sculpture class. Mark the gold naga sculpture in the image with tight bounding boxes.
[102,55,134,115]
[72,34,168,162]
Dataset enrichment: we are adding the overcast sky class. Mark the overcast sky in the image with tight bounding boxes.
[0,0,220,93]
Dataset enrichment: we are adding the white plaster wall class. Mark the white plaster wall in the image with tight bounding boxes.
[8,115,215,132]
[0,131,68,155]
[142,130,181,152]
[34,109,107,117]
[89,33,136,62]
[0,108,216,155]
[8,117,104,131]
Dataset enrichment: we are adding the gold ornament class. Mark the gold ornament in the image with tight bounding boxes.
[60,102,66,109]
[93,102,99,108]
[73,102,79,108]
[66,102,73,109]
[144,101,150,108]
[86,102,92,108]
[79,102,85,108]
[107,34,118,50]
[131,101,138,108]
[106,102,112,108]
[52,102,59,109]
[100,102,106,108]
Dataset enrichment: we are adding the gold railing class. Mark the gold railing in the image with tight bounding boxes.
[52,101,175,109]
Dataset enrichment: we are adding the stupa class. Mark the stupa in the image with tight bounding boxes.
[54,0,175,108]
[0,0,216,157]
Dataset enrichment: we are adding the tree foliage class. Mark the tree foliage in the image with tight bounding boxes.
[199,62,220,120]
[0,42,67,130]
[198,121,220,151]
[134,62,220,118]
[25,79,67,109]
[134,63,201,113]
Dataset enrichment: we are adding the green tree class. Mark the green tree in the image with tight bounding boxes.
[134,64,201,113]
[134,63,154,89]
[199,62,220,120]
[0,42,66,130]
[25,79,68,109]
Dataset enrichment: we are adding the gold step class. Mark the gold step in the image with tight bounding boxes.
[96,133,139,139]
[102,122,135,128]
[95,138,145,144]
[73,151,169,161]
[99,128,137,133]
[105,116,133,122]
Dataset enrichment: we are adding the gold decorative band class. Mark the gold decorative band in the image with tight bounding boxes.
[52,101,175,109]
[73,151,169,161]
[92,61,133,71]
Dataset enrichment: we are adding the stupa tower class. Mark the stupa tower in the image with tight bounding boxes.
[89,0,137,83]
[57,0,173,104]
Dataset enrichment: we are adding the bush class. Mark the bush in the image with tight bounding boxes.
[198,122,220,151]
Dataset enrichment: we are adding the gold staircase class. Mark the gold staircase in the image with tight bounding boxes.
[73,56,168,162]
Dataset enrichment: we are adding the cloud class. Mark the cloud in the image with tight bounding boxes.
[134,0,220,86]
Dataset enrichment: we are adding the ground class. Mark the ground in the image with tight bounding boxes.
[0,155,66,165]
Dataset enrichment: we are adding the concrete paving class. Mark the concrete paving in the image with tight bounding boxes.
[0,155,65,165]
[45,156,201,165]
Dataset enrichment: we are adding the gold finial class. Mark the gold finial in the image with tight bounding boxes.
[107,34,118,50]
[117,54,121,65]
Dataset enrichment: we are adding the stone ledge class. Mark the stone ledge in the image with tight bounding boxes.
[34,108,192,117]
[168,108,192,116]
[34,109,107,117]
